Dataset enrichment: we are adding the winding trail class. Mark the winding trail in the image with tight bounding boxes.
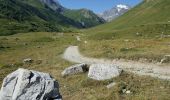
[63,46,170,80]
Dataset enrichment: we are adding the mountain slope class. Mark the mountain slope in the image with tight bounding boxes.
[0,0,82,35]
[99,4,130,22]
[38,0,105,28]
[86,0,170,39]
[63,9,105,28]
[0,0,105,36]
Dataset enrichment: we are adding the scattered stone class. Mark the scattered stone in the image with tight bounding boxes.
[160,55,170,63]
[58,33,64,36]
[122,89,126,93]
[37,46,41,48]
[124,39,129,42]
[23,58,33,64]
[76,36,81,41]
[15,38,20,41]
[23,43,28,46]
[126,90,131,94]
[62,64,88,77]
[0,68,62,100]
[160,86,164,89]
[136,32,141,36]
[106,82,116,89]
[88,64,122,80]
[84,41,87,44]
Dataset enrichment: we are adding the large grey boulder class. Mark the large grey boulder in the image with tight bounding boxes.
[0,68,62,100]
[88,64,122,80]
[62,64,88,77]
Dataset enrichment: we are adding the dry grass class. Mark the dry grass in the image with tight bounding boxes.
[0,32,170,100]
[79,38,170,63]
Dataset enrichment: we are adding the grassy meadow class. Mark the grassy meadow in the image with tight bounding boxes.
[0,0,170,99]
[0,32,170,100]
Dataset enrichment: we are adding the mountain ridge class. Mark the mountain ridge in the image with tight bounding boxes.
[0,0,105,35]
[99,4,130,22]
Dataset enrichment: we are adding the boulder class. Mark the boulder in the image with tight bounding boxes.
[62,64,88,77]
[0,68,62,100]
[88,64,122,80]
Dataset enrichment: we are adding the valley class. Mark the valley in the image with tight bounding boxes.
[0,0,170,100]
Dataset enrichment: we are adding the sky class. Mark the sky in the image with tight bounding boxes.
[59,0,143,13]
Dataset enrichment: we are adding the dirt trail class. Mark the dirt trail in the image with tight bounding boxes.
[63,46,170,80]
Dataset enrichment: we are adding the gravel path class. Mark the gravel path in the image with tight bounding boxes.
[63,46,170,80]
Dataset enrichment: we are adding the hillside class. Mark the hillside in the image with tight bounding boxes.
[0,0,105,36]
[80,0,170,62]
[63,9,105,28]
[85,0,170,39]
[0,0,170,99]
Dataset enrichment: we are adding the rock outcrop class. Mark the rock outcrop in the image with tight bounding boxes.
[0,68,62,100]
[62,64,88,77]
[88,64,122,80]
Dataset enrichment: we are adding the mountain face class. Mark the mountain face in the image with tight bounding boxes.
[86,0,170,37]
[0,0,105,35]
[99,4,130,22]
[0,0,83,35]
[39,0,65,12]
[63,9,105,28]
[39,0,105,28]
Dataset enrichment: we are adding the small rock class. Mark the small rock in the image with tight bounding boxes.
[23,58,33,64]
[76,36,81,41]
[106,82,116,89]
[160,55,170,63]
[122,89,126,93]
[88,64,122,80]
[136,32,141,36]
[0,68,62,100]
[84,41,87,44]
[23,43,28,46]
[124,39,129,42]
[126,90,131,94]
[37,46,41,48]
[62,64,88,77]
[160,86,164,89]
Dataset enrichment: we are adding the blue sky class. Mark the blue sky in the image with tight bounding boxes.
[59,0,143,13]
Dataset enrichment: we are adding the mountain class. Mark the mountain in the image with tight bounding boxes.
[39,0,105,28]
[63,9,105,28]
[99,4,130,22]
[0,0,105,36]
[0,0,81,35]
[86,0,170,38]
[39,0,65,12]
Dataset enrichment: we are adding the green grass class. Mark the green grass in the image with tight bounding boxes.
[85,0,170,34]
[79,0,170,62]
[0,0,170,99]
[0,32,170,100]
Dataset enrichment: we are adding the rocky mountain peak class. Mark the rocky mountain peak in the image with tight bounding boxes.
[99,4,130,22]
